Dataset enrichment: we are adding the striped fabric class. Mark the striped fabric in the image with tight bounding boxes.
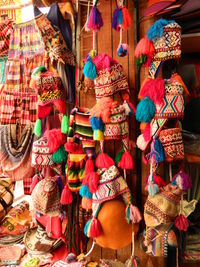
[0,19,46,125]
[0,20,13,57]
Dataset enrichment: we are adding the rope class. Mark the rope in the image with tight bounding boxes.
[84,240,95,257]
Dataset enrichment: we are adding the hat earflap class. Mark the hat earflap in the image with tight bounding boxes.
[34,118,42,137]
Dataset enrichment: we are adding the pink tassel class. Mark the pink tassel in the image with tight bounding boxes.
[85,157,95,174]
[82,197,92,210]
[95,152,114,168]
[135,36,155,58]
[90,217,102,238]
[30,174,39,193]
[122,7,131,30]
[88,172,99,193]
[118,151,134,170]
[175,214,189,232]
[138,78,165,104]
[60,184,73,205]
[130,205,142,223]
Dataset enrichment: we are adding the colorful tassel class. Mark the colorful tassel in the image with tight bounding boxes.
[87,5,103,31]
[83,58,97,80]
[136,97,155,122]
[56,175,64,194]
[82,197,92,210]
[112,7,120,31]
[138,78,165,104]
[85,157,95,174]
[79,185,92,199]
[172,171,192,191]
[145,173,166,189]
[30,174,39,193]
[34,119,42,137]
[135,37,155,66]
[61,114,69,134]
[122,7,131,30]
[175,214,189,231]
[118,151,134,170]
[88,172,99,193]
[147,18,174,41]
[85,217,102,238]
[52,146,68,164]
[60,184,73,205]
[95,152,114,168]
[149,136,165,163]
[93,129,104,141]
[147,183,159,196]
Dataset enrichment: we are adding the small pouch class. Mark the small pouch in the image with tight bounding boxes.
[159,127,184,162]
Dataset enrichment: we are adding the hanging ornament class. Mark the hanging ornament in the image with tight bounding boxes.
[112,0,131,57]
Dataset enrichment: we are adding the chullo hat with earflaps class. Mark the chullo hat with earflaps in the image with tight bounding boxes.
[31,66,69,137]
[135,18,181,78]
[80,165,142,239]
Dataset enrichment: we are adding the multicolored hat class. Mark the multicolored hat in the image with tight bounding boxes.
[31,67,68,137]
[31,177,61,216]
[32,136,55,167]
[135,19,181,78]
[92,54,130,99]
[81,165,142,238]
[136,73,188,154]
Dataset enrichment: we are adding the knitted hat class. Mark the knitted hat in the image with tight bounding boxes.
[81,165,142,238]
[31,67,68,137]
[136,73,188,153]
[144,185,182,227]
[32,136,55,167]
[135,19,181,78]
[31,177,61,216]
[92,54,129,99]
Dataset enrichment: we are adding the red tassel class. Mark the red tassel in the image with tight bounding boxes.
[95,152,114,168]
[90,217,102,238]
[82,197,92,210]
[118,151,134,170]
[153,174,166,188]
[82,173,90,186]
[44,129,66,153]
[88,172,99,193]
[64,142,84,154]
[30,174,39,193]
[135,36,155,59]
[122,7,131,30]
[85,157,95,174]
[175,214,189,231]
[60,184,73,205]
